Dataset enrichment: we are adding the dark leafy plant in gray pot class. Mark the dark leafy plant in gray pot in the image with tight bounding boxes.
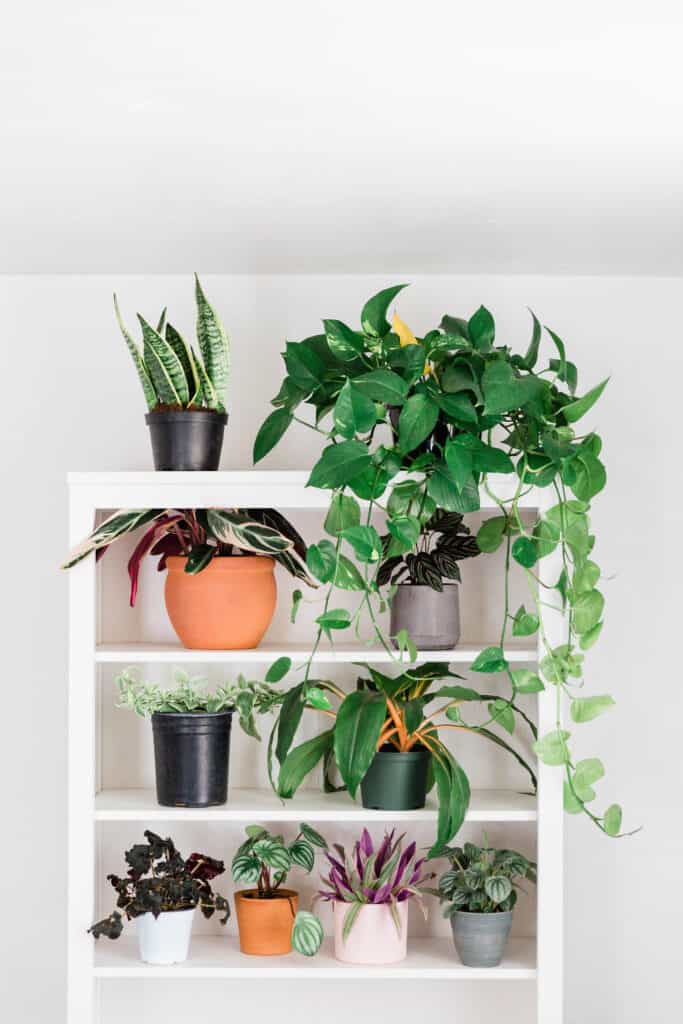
[435,839,536,967]
[377,508,480,650]
[114,275,230,469]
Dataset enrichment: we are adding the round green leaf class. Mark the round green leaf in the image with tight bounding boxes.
[292,911,325,957]
[307,441,372,490]
[484,875,512,904]
[324,493,361,536]
[398,394,440,453]
[387,514,421,553]
[476,516,507,553]
[333,380,378,438]
[341,524,383,563]
[604,804,623,836]
[253,408,293,463]
[512,536,538,568]
[289,839,315,873]
[573,589,605,634]
[354,368,409,405]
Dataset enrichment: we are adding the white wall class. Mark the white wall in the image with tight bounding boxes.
[1,274,680,1022]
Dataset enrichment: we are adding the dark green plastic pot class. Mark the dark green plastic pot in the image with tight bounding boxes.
[360,746,431,810]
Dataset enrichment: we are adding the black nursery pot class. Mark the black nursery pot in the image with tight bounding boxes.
[151,711,233,807]
[145,410,228,470]
[360,746,431,811]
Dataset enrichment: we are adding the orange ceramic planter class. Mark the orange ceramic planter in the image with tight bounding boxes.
[164,556,277,650]
[234,890,298,955]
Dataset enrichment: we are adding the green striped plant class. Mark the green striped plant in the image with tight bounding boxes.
[232,823,328,957]
[114,275,230,412]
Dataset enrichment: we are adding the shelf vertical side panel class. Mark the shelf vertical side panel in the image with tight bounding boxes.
[536,489,565,1024]
[67,487,98,1024]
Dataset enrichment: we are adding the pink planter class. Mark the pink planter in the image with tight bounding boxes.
[333,901,408,964]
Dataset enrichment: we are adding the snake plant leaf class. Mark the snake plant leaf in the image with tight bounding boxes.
[156,307,167,334]
[292,911,324,957]
[185,346,204,406]
[61,509,165,568]
[139,315,189,406]
[165,323,197,402]
[113,295,158,410]
[195,274,230,410]
[334,690,387,799]
[192,348,218,409]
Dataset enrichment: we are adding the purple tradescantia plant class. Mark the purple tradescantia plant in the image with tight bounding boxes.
[315,829,435,941]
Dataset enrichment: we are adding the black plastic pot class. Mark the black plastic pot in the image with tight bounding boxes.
[360,746,431,810]
[145,410,228,470]
[151,710,233,807]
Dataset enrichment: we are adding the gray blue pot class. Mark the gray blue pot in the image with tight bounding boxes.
[390,584,460,650]
[450,910,513,967]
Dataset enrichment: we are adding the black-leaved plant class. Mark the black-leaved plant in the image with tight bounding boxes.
[89,830,230,940]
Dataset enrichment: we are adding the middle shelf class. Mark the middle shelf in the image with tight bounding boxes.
[94,787,537,823]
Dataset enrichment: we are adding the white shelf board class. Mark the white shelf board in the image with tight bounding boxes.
[93,935,536,980]
[67,469,540,510]
[95,641,538,664]
[95,787,537,823]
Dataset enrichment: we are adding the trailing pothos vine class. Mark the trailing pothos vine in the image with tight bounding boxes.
[254,284,632,840]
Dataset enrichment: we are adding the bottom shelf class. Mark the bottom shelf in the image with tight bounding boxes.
[94,935,536,980]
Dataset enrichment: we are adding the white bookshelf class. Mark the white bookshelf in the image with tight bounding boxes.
[67,471,563,1023]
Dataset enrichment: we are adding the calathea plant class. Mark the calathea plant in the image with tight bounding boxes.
[436,839,536,915]
[89,830,229,940]
[254,284,629,837]
[378,508,480,590]
[231,823,328,957]
[62,506,315,603]
[270,662,537,855]
[116,667,284,739]
[115,275,229,413]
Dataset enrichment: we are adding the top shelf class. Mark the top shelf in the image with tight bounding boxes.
[67,470,540,510]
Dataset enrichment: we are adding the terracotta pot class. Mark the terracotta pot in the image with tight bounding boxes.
[333,900,408,964]
[234,889,298,955]
[164,556,276,649]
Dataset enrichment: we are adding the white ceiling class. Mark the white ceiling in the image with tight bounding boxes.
[2,0,682,274]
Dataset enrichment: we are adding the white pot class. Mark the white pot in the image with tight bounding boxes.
[136,907,196,964]
[333,901,408,965]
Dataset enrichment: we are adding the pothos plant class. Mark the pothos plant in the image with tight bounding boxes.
[254,283,630,838]
[270,662,537,855]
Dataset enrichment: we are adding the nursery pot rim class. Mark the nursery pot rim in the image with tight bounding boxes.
[235,888,298,903]
[165,555,275,574]
[145,409,228,423]
[394,581,460,588]
[373,744,431,759]
[450,908,514,917]
[151,709,234,720]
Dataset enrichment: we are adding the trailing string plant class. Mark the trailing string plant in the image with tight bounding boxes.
[434,839,537,916]
[254,284,629,838]
[89,830,229,940]
[311,828,435,947]
[61,507,315,602]
[269,661,537,855]
[231,822,329,957]
[378,509,480,590]
[114,275,230,412]
[116,667,284,739]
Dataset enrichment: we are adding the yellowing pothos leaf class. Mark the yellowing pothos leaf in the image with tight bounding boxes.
[392,311,430,375]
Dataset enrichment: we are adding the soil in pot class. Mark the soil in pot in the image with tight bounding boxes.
[136,907,196,965]
[390,583,460,650]
[234,889,298,955]
[151,710,232,807]
[333,901,408,964]
[360,745,431,810]
[450,909,513,967]
[164,555,276,649]
[145,408,228,471]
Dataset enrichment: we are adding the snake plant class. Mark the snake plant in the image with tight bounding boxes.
[114,275,230,412]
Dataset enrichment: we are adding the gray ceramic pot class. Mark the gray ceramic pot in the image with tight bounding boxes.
[450,910,513,967]
[390,584,460,650]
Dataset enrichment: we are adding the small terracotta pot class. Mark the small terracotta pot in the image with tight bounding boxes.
[164,556,276,650]
[234,889,298,956]
[333,900,408,964]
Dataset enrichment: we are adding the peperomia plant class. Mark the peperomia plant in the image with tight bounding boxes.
[231,823,329,957]
[435,839,536,915]
[62,506,315,603]
[377,509,480,590]
[270,662,537,855]
[254,284,629,837]
[313,828,435,944]
[115,275,230,413]
[116,668,284,739]
[89,830,230,940]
